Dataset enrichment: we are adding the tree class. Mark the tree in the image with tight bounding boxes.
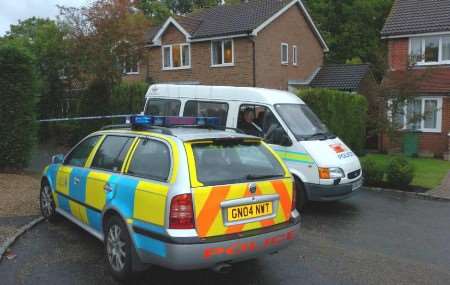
[58,0,151,120]
[305,0,394,80]
[0,42,37,170]
[6,18,69,119]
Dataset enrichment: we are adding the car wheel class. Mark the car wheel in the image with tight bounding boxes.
[295,178,307,212]
[40,181,58,222]
[105,216,133,281]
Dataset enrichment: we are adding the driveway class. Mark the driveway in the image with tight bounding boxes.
[1,188,450,285]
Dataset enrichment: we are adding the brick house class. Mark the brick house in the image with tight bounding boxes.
[123,0,328,90]
[380,0,450,157]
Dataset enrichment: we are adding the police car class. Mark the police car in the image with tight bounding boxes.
[40,115,300,280]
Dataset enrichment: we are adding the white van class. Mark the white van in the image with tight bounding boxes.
[143,84,362,210]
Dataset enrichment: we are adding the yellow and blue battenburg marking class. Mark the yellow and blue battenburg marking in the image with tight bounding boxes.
[272,148,315,164]
[42,130,181,259]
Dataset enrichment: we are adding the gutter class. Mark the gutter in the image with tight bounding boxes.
[250,35,256,87]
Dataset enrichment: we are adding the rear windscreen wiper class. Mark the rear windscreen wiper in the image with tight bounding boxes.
[246,174,281,180]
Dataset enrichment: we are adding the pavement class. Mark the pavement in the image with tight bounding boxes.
[1,188,450,285]
[426,171,450,200]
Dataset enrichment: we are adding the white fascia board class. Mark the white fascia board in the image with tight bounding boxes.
[381,30,450,39]
[251,0,329,52]
[152,17,191,45]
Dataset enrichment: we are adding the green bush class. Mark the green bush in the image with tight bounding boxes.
[361,157,385,186]
[0,43,37,170]
[298,88,368,154]
[386,157,414,188]
[111,81,149,114]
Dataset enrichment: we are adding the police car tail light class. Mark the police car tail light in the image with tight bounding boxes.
[169,194,195,229]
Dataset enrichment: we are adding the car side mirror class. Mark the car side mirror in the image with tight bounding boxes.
[51,154,64,164]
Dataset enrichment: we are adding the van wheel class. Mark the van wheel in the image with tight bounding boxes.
[40,181,58,222]
[294,178,307,212]
[105,216,133,281]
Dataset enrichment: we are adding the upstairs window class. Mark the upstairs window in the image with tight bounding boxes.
[123,57,139,74]
[211,39,233,66]
[162,43,190,69]
[281,43,288,65]
[292,45,298,65]
[409,35,450,65]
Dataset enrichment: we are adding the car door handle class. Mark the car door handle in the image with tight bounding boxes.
[74,177,80,185]
[104,183,113,193]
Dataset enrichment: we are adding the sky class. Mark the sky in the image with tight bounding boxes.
[0,0,93,36]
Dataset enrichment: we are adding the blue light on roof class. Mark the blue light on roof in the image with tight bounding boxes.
[128,115,219,129]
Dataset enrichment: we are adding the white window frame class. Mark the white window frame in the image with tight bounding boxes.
[409,35,450,66]
[161,43,191,70]
[292,45,298,65]
[281,43,289,65]
[388,97,443,133]
[210,39,234,67]
[123,61,139,75]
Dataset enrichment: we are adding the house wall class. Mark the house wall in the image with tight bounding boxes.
[254,5,324,90]
[142,4,325,89]
[382,37,450,157]
[146,24,254,86]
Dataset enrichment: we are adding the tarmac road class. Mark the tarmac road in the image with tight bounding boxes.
[1,188,450,285]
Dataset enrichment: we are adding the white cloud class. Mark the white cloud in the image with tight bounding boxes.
[0,0,93,36]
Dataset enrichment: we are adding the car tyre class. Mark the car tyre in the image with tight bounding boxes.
[295,177,307,212]
[39,181,58,222]
[105,216,133,281]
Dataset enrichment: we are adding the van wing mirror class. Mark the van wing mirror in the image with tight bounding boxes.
[51,154,65,164]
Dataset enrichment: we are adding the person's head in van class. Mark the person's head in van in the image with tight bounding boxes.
[243,108,255,124]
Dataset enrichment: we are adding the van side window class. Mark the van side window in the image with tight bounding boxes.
[183,101,228,127]
[146,99,181,116]
[238,105,289,146]
[127,139,171,181]
[91,136,134,172]
[64,136,101,167]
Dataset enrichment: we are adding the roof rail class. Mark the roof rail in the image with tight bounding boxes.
[100,124,174,136]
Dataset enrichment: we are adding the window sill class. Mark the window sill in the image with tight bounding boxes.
[281,62,289,65]
[410,62,450,67]
[162,66,191,71]
[123,72,140,75]
[399,128,442,134]
[210,63,235,68]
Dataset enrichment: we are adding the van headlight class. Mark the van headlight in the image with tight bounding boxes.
[318,167,345,179]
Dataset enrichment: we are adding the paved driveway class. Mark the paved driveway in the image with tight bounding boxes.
[1,188,450,285]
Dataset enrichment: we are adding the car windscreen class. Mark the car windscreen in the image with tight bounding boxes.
[145,99,181,116]
[191,141,285,186]
[274,104,335,141]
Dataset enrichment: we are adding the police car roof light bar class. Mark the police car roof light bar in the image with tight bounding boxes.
[129,115,220,129]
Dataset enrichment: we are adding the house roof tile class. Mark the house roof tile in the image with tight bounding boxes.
[381,0,450,37]
[309,64,371,92]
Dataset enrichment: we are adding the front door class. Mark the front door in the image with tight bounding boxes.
[56,135,102,220]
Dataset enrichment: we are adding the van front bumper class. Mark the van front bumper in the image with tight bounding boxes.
[304,178,362,202]
[133,217,300,270]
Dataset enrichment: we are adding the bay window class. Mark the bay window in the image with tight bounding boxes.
[409,35,450,65]
[211,39,234,66]
[390,97,442,132]
[162,43,190,70]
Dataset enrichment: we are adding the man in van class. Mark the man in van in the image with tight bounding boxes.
[239,108,263,137]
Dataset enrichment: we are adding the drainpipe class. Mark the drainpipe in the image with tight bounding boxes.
[250,36,256,87]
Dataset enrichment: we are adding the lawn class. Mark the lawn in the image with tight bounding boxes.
[360,154,450,189]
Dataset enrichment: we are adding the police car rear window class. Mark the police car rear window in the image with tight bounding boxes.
[191,142,285,186]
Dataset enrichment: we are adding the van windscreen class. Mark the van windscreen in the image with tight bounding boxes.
[275,104,335,141]
[191,141,285,186]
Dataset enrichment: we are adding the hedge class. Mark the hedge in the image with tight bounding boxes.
[0,43,37,170]
[40,81,149,146]
[298,88,368,154]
